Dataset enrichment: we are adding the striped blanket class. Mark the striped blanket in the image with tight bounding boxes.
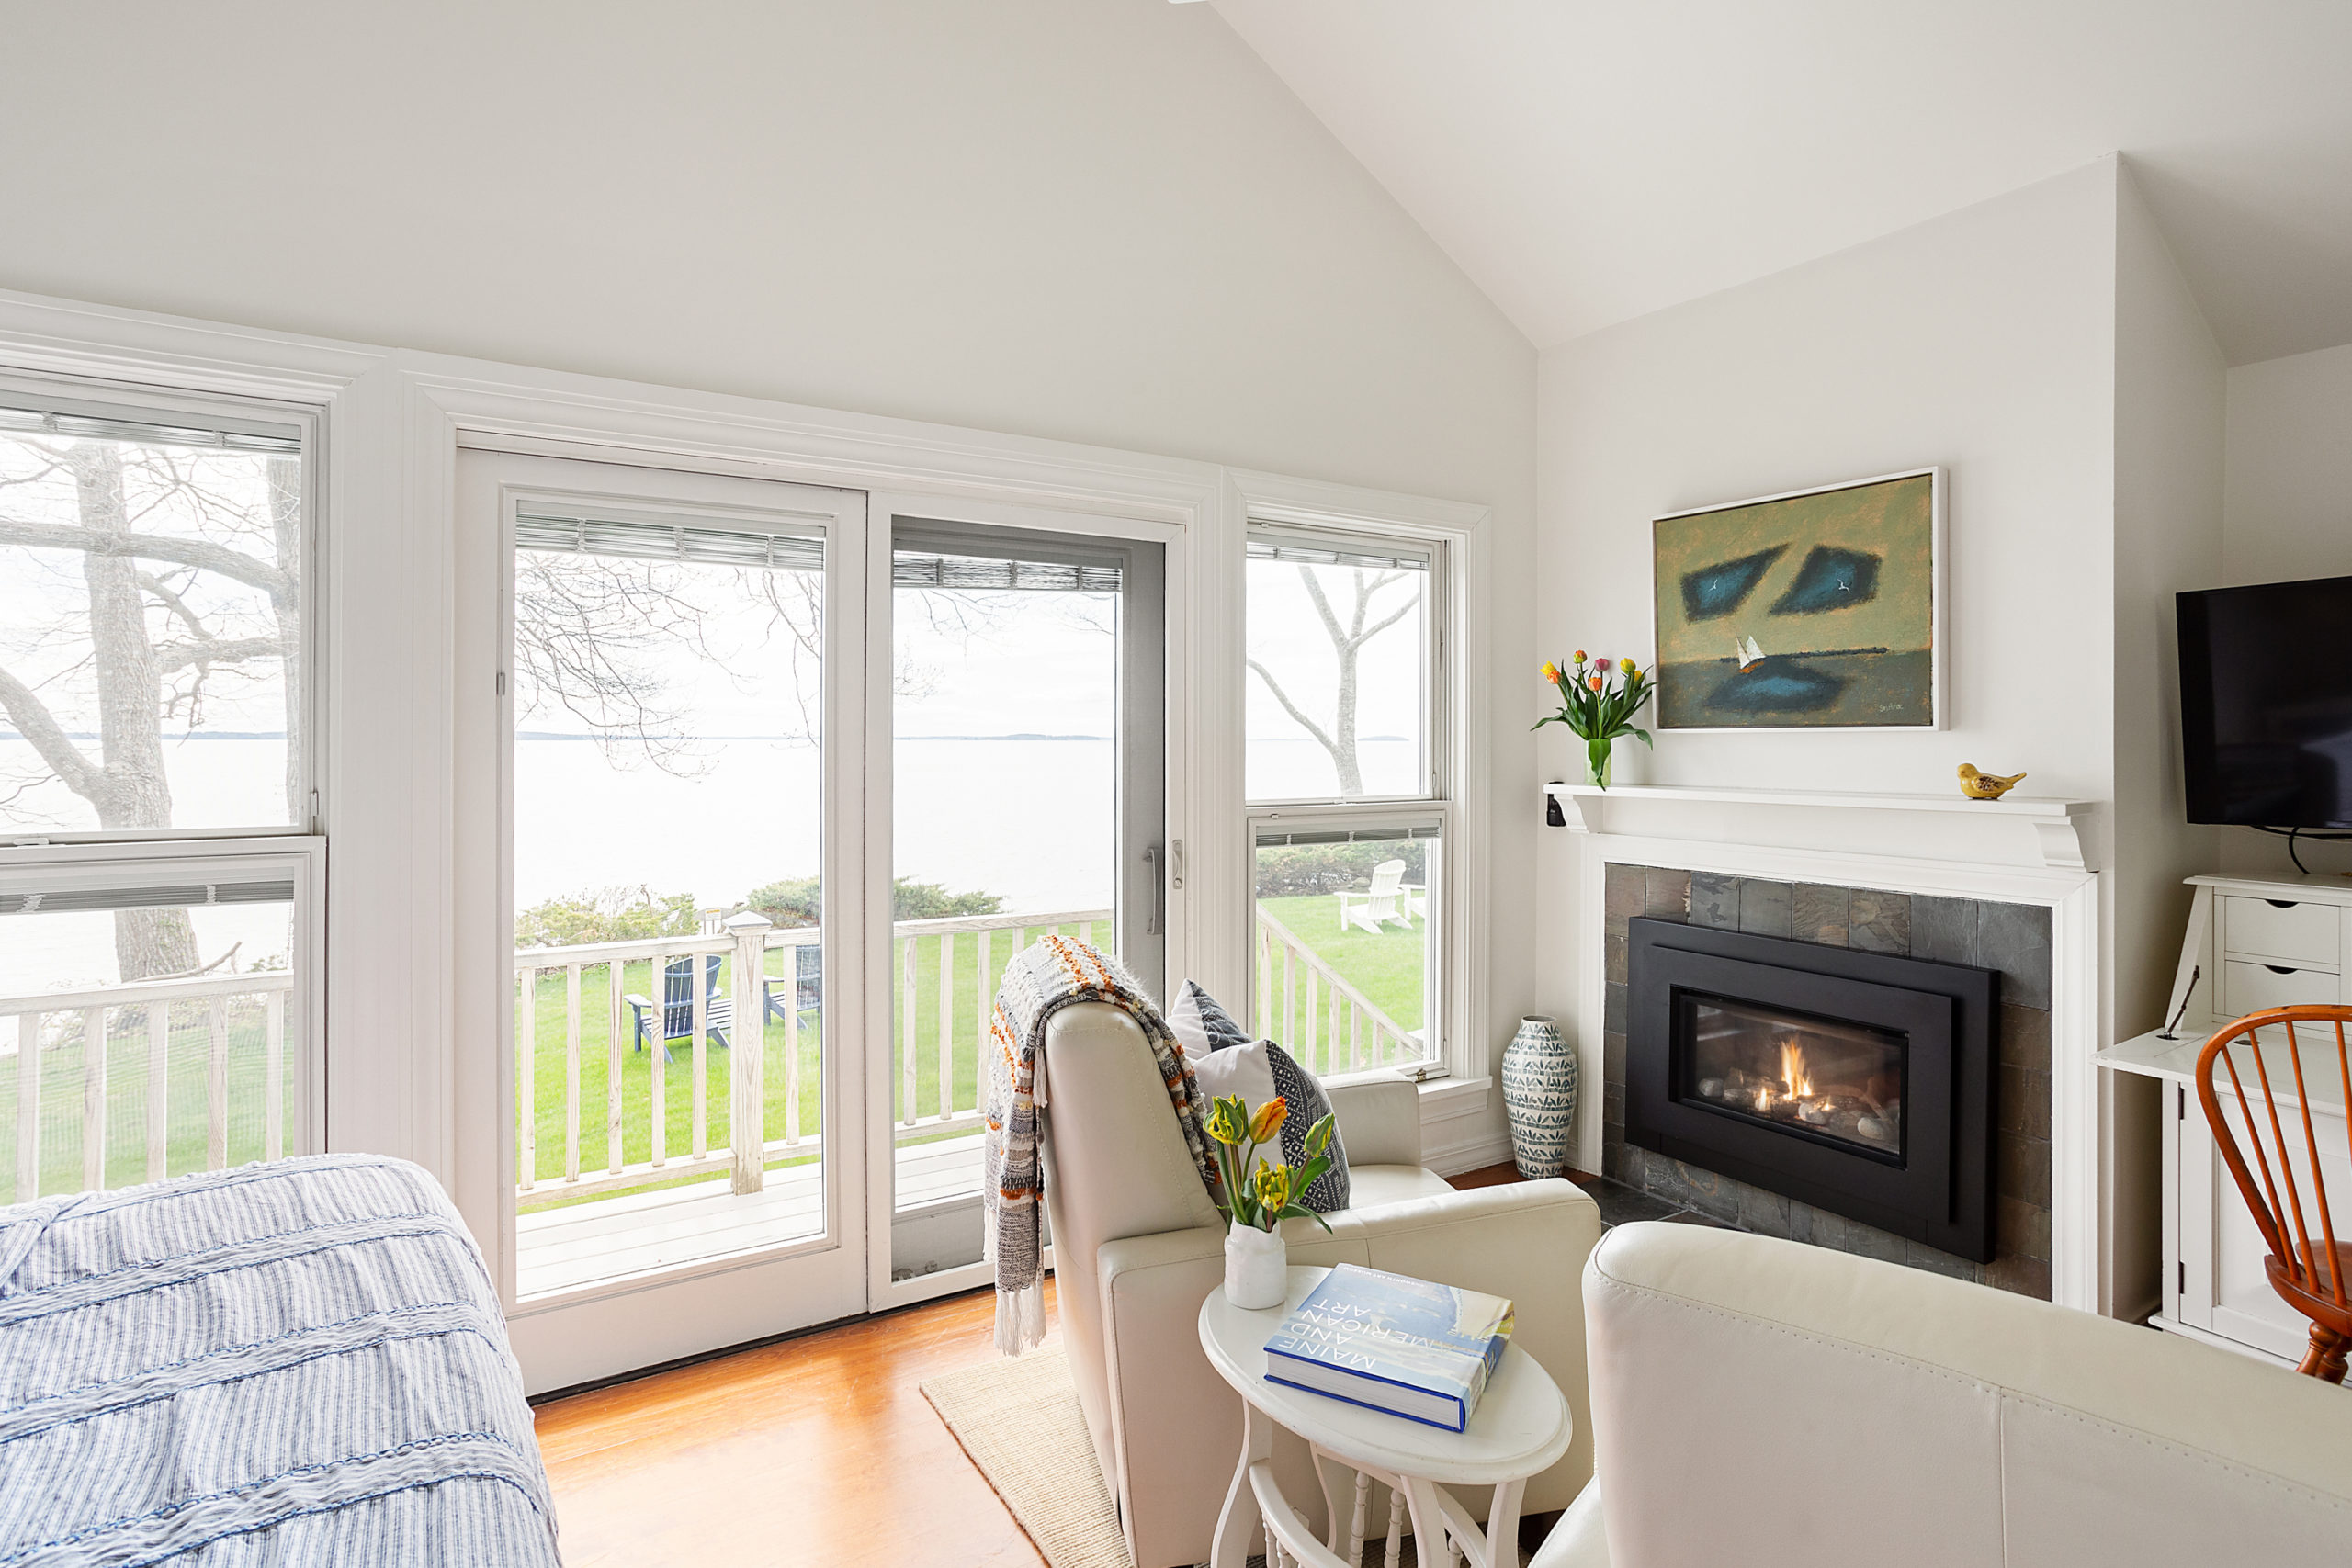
[0,1154,560,1566]
[982,936,1218,1354]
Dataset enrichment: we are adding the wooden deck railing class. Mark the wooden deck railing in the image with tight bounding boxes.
[2,970,294,1200]
[512,908,1112,1208]
[1253,905,1424,1074]
[893,908,1112,1141]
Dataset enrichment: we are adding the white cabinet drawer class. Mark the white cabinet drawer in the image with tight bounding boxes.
[2221,959,2342,1016]
[2222,896,2340,967]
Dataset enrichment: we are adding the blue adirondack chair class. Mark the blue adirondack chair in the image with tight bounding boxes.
[763,942,822,1030]
[625,954,729,1061]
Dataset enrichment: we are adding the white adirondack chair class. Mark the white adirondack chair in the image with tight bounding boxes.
[1337,859,1418,934]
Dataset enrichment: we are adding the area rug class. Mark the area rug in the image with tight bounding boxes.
[922,1346,1133,1568]
[922,1348,1447,1568]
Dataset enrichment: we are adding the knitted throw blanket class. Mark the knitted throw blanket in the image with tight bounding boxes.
[984,935,1218,1354]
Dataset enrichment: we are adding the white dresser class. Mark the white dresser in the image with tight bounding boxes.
[2100,874,2352,1368]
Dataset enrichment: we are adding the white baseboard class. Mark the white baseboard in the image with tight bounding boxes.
[1421,1126,1513,1177]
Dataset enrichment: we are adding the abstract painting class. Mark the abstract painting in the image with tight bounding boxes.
[1651,469,1940,730]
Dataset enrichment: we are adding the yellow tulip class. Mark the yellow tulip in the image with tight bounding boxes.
[1205,1096,1247,1146]
[1252,1161,1293,1214]
[1248,1097,1288,1144]
[1304,1112,1335,1158]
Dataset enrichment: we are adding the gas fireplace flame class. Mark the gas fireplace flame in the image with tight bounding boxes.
[1779,1040,1814,1101]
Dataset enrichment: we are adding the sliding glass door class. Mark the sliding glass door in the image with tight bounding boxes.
[868,511,1166,1308]
[457,450,869,1395]
[455,467,1171,1382]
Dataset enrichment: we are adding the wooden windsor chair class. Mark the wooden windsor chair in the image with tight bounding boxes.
[2195,1004,2352,1382]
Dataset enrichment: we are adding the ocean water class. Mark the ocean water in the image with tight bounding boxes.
[4,735,1414,993]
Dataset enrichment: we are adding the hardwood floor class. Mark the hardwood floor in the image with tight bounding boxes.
[533,1167,1537,1566]
[535,1280,1062,1567]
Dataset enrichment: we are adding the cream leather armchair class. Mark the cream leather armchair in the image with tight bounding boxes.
[1536,1222,2352,1568]
[1036,1000,1604,1568]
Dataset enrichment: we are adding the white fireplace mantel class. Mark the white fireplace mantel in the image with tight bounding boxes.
[1545,781,2100,871]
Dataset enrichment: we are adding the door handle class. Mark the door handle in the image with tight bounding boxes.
[1144,844,1164,937]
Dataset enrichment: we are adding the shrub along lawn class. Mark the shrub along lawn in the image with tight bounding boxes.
[1254,894,1427,1073]
[514,918,1111,1210]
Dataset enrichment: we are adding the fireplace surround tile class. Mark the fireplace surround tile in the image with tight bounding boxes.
[1978,903,2055,1009]
[1644,867,1690,921]
[1736,879,1793,938]
[1847,889,1912,953]
[1689,871,1740,931]
[1792,883,1850,946]
[1909,895,1979,964]
[1999,1004,2052,1073]
[1999,1065,2052,1139]
[1600,863,2054,1299]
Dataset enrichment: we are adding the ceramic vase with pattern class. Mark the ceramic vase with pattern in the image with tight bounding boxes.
[1501,1015,1578,1179]
[1223,1223,1287,1310]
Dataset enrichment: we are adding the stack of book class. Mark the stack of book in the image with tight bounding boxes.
[1261,1263,1515,1434]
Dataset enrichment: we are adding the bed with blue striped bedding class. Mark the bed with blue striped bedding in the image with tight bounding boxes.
[0,1154,560,1566]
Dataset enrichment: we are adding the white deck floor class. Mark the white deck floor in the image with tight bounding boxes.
[514,1134,985,1299]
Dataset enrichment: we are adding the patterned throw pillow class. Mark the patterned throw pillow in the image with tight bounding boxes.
[1171,980,1351,1213]
[1167,979,1251,1057]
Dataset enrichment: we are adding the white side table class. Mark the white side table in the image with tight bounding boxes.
[1197,1266,1573,1568]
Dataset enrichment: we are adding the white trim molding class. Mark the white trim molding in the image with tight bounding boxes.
[1575,829,2101,1314]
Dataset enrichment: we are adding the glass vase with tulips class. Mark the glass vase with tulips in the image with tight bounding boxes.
[1535,650,1655,789]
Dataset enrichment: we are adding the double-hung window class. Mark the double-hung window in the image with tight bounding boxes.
[1245,522,1449,1079]
[0,378,322,1199]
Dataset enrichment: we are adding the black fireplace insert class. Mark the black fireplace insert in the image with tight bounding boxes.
[1625,917,1997,1260]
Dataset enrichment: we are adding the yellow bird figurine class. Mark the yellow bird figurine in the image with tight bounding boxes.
[1957,763,2027,801]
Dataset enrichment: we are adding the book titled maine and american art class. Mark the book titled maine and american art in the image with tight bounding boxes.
[1261,1263,1515,1433]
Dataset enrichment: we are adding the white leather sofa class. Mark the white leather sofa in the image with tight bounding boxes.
[1536,1221,2352,1568]
[1035,1000,1605,1568]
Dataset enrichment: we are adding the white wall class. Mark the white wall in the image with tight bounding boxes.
[2218,339,2352,879]
[0,2,1536,1168]
[2109,165,2225,1317]
[1534,161,2122,1066]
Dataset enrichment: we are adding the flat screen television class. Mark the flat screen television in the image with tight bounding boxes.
[2178,574,2352,827]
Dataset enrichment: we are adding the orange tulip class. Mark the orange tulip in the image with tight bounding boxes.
[1248,1097,1288,1143]
[1587,674,1603,691]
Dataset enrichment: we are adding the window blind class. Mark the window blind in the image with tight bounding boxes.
[1247,530,1430,574]
[1252,822,1441,849]
[0,401,301,456]
[892,552,1121,593]
[3,878,297,917]
[515,511,824,570]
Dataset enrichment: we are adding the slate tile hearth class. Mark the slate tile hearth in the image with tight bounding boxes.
[1599,862,2056,1299]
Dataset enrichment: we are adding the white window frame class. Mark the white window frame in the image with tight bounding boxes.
[1232,474,1492,1100]
[0,368,325,846]
[0,369,333,1193]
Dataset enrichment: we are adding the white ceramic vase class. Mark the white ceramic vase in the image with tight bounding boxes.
[1501,1014,1578,1179]
[1223,1223,1287,1309]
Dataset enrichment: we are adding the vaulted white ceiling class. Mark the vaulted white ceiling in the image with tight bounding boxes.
[1208,0,2352,364]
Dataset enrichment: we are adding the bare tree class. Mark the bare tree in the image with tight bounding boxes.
[1247,566,1417,795]
[0,440,296,977]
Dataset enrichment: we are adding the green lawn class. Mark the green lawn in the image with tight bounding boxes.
[514,919,1109,1210]
[0,1003,294,1203]
[1255,894,1428,1074]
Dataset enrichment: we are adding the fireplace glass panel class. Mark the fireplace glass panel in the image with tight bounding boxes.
[1676,992,1905,1158]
